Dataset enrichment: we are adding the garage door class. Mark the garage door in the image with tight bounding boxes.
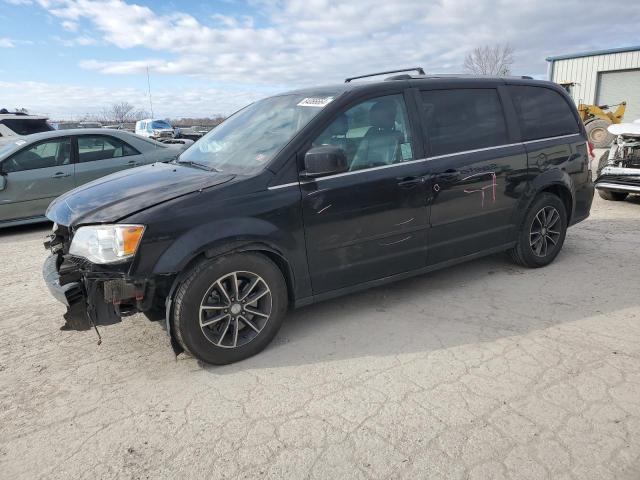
[596,69,640,123]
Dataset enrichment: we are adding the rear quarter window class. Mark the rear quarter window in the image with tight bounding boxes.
[507,86,579,141]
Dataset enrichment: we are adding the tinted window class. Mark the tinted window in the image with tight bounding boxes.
[420,89,508,156]
[0,119,53,135]
[312,94,414,172]
[508,86,579,141]
[4,138,71,173]
[78,135,139,163]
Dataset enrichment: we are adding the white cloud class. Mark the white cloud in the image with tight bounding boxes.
[0,37,15,47]
[30,0,640,87]
[0,80,267,119]
[52,34,96,46]
[61,19,78,31]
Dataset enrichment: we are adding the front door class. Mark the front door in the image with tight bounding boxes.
[301,93,429,294]
[0,137,74,222]
[73,134,144,186]
[419,88,529,265]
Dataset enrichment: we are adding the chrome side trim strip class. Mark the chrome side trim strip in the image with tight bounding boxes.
[268,182,300,190]
[595,182,640,193]
[315,142,523,182]
[523,133,581,144]
[268,134,584,186]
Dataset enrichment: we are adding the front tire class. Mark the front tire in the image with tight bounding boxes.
[173,253,287,365]
[510,193,567,268]
[598,189,628,201]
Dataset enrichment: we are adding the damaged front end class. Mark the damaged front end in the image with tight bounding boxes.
[595,125,640,194]
[43,223,155,334]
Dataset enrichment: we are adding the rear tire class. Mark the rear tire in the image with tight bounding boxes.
[586,119,615,148]
[598,189,628,201]
[172,253,287,365]
[510,193,567,268]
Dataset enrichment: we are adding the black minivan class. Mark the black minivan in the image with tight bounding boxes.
[44,69,594,364]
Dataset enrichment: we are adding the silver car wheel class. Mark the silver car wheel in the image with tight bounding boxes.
[529,206,561,258]
[199,271,272,349]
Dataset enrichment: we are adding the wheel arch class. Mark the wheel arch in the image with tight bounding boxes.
[538,183,573,224]
[518,173,574,229]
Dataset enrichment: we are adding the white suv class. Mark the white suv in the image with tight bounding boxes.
[0,110,53,144]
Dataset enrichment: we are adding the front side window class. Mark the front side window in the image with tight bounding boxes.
[3,138,71,173]
[508,86,579,141]
[77,135,139,163]
[178,92,339,174]
[421,89,508,156]
[312,94,414,172]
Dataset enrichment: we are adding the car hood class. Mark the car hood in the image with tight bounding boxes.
[46,162,235,226]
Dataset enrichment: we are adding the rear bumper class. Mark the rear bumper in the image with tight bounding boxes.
[570,180,594,226]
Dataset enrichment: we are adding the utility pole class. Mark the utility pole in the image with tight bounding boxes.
[146,65,154,118]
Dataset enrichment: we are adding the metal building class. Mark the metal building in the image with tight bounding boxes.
[546,45,640,122]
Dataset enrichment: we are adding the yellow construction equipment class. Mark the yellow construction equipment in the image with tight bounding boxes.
[559,82,626,147]
[578,102,626,148]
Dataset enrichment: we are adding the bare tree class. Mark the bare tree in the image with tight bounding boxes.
[100,102,148,124]
[464,44,514,76]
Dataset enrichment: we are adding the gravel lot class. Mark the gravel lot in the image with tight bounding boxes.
[1,193,639,480]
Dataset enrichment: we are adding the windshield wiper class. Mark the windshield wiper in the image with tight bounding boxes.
[176,160,221,172]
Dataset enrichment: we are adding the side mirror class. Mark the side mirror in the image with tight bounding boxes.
[302,145,348,178]
[0,174,6,191]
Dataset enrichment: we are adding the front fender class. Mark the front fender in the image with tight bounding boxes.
[152,216,298,275]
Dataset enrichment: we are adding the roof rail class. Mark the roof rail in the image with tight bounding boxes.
[419,73,534,80]
[345,67,425,83]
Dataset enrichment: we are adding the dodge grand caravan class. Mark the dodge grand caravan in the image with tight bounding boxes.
[43,69,594,365]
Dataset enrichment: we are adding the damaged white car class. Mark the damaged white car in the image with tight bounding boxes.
[595,120,640,201]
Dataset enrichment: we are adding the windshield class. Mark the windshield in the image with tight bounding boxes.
[177,92,338,174]
[151,120,172,130]
[0,141,20,159]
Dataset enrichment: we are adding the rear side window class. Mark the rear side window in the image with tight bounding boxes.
[508,86,579,141]
[420,89,508,156]
[77,135,139,163]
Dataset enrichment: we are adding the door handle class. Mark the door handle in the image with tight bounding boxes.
[397,176,425,188]
[51,172,70,178]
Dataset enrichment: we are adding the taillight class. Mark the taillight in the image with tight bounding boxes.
[587,141,595,159]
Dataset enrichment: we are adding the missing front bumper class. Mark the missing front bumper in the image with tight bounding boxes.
[43,254,124,331]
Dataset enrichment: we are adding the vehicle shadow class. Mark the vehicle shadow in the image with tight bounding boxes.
[200,216,639,374]
[0,221,51,242]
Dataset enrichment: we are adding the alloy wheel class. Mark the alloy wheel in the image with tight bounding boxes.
[529,206,561,257]
[199,271,272,348]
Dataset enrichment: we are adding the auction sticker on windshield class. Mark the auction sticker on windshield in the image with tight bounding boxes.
[297,97,335,108]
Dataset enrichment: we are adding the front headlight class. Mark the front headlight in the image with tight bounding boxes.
[70,224,145,264]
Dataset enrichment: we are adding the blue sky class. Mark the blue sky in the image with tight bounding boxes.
[1,0,639,119]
